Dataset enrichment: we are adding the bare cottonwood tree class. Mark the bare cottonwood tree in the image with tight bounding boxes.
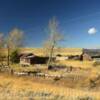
[0,33,4,48]
[6,28,24,66]
[7,28,24,50]
[0,33,4,65]
[43,40,52,56]
[44,17,63,66]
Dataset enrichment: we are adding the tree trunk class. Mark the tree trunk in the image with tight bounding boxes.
[47,41,55,66]
[7,45,10,67]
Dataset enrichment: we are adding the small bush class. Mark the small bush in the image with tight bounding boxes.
[10,50,20,63]
[54,76,60,81]
[77,96,93,100]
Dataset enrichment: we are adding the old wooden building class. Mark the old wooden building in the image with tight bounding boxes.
[81,49,100,61]
[20,53,49,66]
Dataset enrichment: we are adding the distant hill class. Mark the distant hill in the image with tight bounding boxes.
[20,48,83,56]
[0,48,83,56]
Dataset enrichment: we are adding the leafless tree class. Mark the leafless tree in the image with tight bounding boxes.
[6,28,24,66]
[0,33,5,65]
[0,33,4,48]
[44,17,63,66]
[7,28,24,50]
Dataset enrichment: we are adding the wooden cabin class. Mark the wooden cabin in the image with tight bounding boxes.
[20,53,49,66]
[81,53,92,61]
[81,49,100,61]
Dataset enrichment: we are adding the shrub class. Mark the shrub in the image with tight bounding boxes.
[10,50,20,63]
[77,96,93,100]
[93,61,100,67]
[54,76,60,81]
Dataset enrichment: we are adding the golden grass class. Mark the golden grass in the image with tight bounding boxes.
[0,47,82,56]
[0,74,100,100]
[58,60,94,68]
[20,48,82,56]
[10,64,47,72]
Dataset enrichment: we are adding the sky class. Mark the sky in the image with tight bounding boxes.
[0,0,100,48]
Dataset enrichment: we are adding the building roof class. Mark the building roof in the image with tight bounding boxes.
[20,53,35,59]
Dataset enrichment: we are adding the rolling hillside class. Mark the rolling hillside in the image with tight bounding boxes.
[0,48,83,56]
[20,48,83,56]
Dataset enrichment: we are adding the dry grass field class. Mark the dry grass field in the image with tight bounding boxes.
[58,60,93,68]
[0,61,100,100]
[20,48,82,56]
[1,48,100,100]
[0,73,100,100]
[1,48,82,56]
